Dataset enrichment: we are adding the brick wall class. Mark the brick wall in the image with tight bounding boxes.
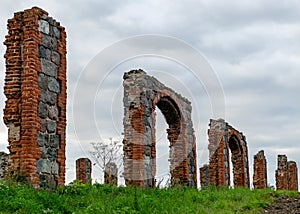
[200,119,250,188]
[3,7,66,188]
[275,155,298,191]
[253,150,267,189]
[76,158,92,184]
[123,70,197,188]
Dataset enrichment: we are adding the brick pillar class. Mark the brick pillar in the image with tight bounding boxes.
[253,150,267,189]
[3,7,67,188]
[76,158,92,184]
[200,164,209,188]
[287,161,298,191]
[104,162,118,185]
[275,155,288,190]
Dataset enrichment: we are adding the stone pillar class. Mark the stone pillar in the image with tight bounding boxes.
[104,162,118,185]
[275,155,288,190]
[199,164,209,188]
[76,158,92,184]
[253,150,267,189]
[287,161,298,191]
[3,7,67,188]
[0,152,10,180]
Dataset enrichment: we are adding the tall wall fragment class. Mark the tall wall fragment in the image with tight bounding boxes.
[3,7,67,188]
[76,158,92,184]
[275,155,298,191]
[123,70,197,188]
[204,119,250,187]
[253,150,267,189]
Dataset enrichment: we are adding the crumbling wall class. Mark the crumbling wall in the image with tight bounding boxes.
[0,152,10,180]
[276,155,298,191]
[199,164,209,188]
[123,70,197,188]
[200,119,250,187]
[253,150,267,189]
[104,162,118,185]
[76,158,92,184]
[3,7,67,188]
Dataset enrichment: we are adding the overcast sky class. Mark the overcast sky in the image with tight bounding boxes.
[1,0,300,187]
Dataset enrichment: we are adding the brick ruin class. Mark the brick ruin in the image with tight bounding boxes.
[3,7,66,188]
[76,158,92,184]
[104,162,118,185]
[253,150,267,189]
[0,152,10,180]
[200,119,250,188]
[122,70,197,188]
[275,155,298,191]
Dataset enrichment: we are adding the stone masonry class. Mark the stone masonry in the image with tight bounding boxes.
[76,158,92,184]
[104,162,118,185]
[3,7,67,188]
[0,152,10,180]
[275,155,298,191]
[123,70,197,188]
[253,150,267,189]
[200,119,250,188]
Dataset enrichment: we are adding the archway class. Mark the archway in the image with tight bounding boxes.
[205,119,250,188]
[228,134,245,187]
[123,70,197,188]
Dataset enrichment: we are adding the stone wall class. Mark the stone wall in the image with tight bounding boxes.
[123,70,197,188]
[76,158,92,184]
[104,162,118,185]
[253,150,267,189]
[0,152,10,180]
[200,119,250,187]
[3,7,67,188]
[275,155,298,191]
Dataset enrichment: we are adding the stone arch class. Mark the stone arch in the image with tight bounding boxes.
[206,119,250,188]
[123,70,197,188]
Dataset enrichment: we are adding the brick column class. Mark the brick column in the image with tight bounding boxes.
[287,161,298,191]
[253,150,267,189]
[76,158,92,184]
[3,7,67,188]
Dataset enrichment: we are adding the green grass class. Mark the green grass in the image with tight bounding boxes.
[0,181,298,214]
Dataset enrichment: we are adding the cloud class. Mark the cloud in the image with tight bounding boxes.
[0,0,299,187]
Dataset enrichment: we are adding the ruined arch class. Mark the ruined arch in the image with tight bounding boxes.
[123,70,197,188]
[206,119,250,187]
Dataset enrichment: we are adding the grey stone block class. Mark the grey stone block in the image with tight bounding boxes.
[47,148,57,161]
[37,131,49,147]
[48,77,60,93]
[49,135,59,148]
[38,73,48,90]
[46,121,57,133]
[38,20,49,34]
[40,89,57,105]
[38,102,48,119]
[41,33,57,50]
[51,162,59,175]
[48,106,59,121]
[36,159,51,173]
[41,58,57,77]
[51,51,60,65]
[40,147,48,159]
[53,27,61,39]
[38,45,51,60]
